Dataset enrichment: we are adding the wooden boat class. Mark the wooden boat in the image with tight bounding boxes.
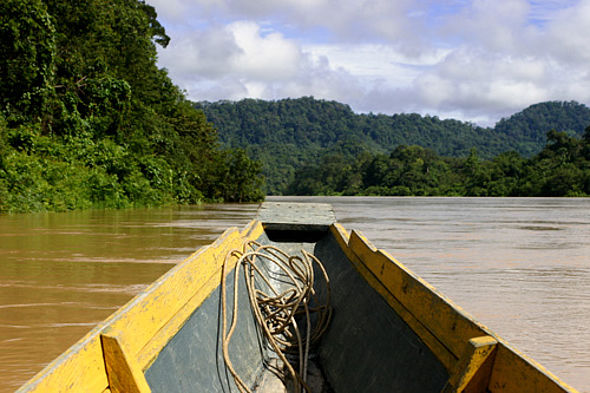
[17,202,579,393]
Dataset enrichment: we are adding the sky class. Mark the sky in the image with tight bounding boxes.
[145,0,590,126]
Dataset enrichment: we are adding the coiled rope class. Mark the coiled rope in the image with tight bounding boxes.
[221,241,332,393]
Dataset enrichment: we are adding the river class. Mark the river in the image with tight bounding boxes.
[1,197,588,392]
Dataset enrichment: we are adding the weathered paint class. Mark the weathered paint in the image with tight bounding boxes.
[346,229,490,368]
[314,231,449,393]
[489,343,578,393]
[136,220,264,369]
[16,331,109,393]
[329,224,461,370]
[17,221,264,393]
[101,328,151,393]
[328,223,579,393]
[442,335,497,393]
[258,202,336,231]
[144,245,267,393]
[111,221,264,368]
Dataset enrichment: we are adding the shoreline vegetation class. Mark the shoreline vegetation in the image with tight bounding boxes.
[285,129,590,197]
[1,1,589,214]
[0,0,264,214]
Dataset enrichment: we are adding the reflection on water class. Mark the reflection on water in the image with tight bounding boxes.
[1,197,589,392]
[0,204,258,392]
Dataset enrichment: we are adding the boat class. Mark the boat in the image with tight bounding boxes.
[16,202,579,393]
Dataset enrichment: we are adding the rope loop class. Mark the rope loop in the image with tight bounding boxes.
[221,241,332,393]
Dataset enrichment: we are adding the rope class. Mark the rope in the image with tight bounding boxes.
[221,241,332,393]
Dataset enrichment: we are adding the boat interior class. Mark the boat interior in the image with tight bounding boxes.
[145,223,448,393]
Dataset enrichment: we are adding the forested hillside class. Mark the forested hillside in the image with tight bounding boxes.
[287,129,590,197]
[0,0,263,213]
[494,101,590,156]
[198,98,590,194]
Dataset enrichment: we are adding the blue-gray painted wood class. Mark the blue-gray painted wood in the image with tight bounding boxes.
[313,233,449,393]
[145,250,268,393]
[146,219,447,393]
[257,202,336,232]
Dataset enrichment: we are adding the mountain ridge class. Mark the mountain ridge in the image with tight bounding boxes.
[196,98,590,193]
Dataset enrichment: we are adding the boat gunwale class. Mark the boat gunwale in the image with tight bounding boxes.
[16,220,265,393]
[328,223,579,393]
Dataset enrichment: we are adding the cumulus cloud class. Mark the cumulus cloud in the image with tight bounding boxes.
[544,0,590,63]
[227,22,302,80]
[157,26,238,78]
[150,0,424,48]
[147,0,590,125]
[416,50,550,107]
[157,19,368,105]
[443,0,530,51]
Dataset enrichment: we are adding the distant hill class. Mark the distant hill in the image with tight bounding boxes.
[494,101,590,156]
[196,98,590,194]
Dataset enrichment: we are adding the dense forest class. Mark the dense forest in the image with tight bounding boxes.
[0,0,264,213]
[287,129,590,197]
[199,98,590,194]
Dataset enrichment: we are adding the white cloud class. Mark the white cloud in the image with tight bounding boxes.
[157,21,302,91]
[544,0,590,62]
[409,49,555,121]
[150,0,422,45]
[157,20,368,105]
[157,26,239,78]
[306,44,449,85]
[147,0,590,126]
[146,0,194,22]
[442,0,530,52]
[227,22,302,80]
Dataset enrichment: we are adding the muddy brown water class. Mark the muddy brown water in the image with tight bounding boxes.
[1,197,588,392]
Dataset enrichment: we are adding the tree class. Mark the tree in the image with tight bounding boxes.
[0,0,265,213]
[0,0,55,122]
[212,149,264,202]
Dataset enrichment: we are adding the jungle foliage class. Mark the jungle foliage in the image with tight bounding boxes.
[198,98,590,194]
[286,129,590,197]
[0,0,264,213]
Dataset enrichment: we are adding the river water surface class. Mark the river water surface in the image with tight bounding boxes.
[1,197,588,392]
